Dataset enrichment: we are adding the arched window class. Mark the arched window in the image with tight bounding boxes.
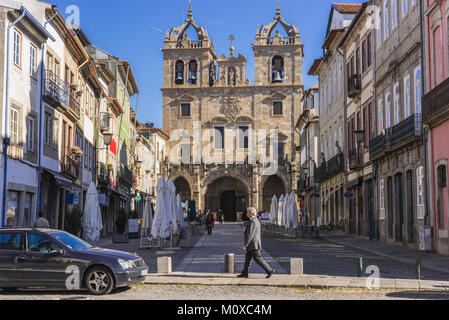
[272,56,284,83]
[175,60,184,85]
[414,66,422,114]
[228,67,236,86]
[393,82,400,125]
[188,60,197,85]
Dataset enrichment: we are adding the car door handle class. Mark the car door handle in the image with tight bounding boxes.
[17,256,36,263]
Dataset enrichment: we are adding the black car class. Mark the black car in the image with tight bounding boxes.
[0,228,148,295]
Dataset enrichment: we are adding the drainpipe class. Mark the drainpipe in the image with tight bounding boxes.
[35,8,58,223]
[1,8,26,227]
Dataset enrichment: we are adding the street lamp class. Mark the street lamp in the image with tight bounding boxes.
[135,159,143,170]
[354,130,365,145]
[103,133,113,147]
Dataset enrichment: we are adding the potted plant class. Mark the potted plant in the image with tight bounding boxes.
[128,210,139,239]
[65,207,83,237]
[113,208,129,243]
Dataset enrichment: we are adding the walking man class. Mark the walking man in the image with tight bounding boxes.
[238,207,275,279]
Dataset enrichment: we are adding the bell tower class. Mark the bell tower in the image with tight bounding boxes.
[162,3,216,89]
[252,2,304,86]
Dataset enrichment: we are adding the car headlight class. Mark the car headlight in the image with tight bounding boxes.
[118,259,134,270]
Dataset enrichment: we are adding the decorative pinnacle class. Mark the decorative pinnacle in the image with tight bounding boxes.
[276,0,281,17]
[187,0,193,20]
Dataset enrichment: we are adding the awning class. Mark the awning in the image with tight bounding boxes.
[43,169,73,189]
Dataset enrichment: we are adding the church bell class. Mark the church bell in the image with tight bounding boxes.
[273,71,282,83]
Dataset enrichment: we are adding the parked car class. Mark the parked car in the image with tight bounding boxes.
[0,228,148,295]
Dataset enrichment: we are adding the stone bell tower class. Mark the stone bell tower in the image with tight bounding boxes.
[252,2,303,86]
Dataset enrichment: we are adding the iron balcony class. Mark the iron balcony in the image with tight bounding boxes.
[347,74,362,98]
[315,153,345,183]
[423,77,449,124]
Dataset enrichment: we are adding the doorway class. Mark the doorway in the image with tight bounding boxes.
[395,173,404,242]
[221,191,236,222]
[406,171,414,243]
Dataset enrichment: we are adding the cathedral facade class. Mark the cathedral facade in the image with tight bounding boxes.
[161,4,304,221]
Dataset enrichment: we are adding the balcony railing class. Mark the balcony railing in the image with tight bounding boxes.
[391,114,422,146]
[347,74,362,98]
[369,134,385,159]
[44,70,70,109]
[99,112,110,132]
[69,92,80,119]
[61,149,80,179]
[423,76,449,122]
[315,153,344,183]
[119,163,133,187]
[267,36,297,45]
[349,148,363,170]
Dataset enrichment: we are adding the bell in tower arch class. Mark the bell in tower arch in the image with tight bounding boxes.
[272,56,284,83]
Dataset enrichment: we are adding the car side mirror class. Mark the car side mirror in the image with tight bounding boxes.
[50,249,64,256]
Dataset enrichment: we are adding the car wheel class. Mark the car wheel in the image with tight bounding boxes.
[85,267,114,295]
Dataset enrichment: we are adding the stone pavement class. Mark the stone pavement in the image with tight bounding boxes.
[175,223,286,274]
[322,233,449,277]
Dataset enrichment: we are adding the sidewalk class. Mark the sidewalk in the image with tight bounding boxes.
[322,233,449,277]
[144,272,449,292]
[175,223,286,274]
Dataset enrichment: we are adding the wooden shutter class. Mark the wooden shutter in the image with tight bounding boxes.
[416,166,425,220]
[380,179,385,220]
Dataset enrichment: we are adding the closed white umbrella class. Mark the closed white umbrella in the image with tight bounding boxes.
[283,193,290,227]
[151,177,166,239]
[290,192,299,229]
[277,195,284,226]
[159,179,175,238]
[167,179,178,236]
[83,182,103,242]
[176,194,185,229]
[270,195,278,225]
[142,196,153,233]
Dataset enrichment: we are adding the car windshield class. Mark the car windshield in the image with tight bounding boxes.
[48,231,93,251]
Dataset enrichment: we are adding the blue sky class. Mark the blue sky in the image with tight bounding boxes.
[51,0,364,128]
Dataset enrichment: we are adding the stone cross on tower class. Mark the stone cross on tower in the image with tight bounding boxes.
[228,34,235,57]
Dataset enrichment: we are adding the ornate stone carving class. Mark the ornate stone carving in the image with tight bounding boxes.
[220,94,241,123]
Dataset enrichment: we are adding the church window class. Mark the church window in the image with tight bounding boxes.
[189,60,198,85]
[273,101,283,115]
[181,103,191,117]
[215,127,225,150]
[175,60,184,85]
[272,56,284,83]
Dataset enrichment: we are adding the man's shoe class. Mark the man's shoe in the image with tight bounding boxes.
[266,270,275,279]
[237,273,249,278]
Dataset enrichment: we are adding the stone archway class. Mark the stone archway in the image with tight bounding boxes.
[204,176,250,222]
[261,175,287,212]
[173,176,192,202]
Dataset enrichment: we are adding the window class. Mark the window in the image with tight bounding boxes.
[404,75,411,118]
[175,60,184,85]
[392,0,398,28]
[384,0,389,39]
[402,0,408,17]
[339,64,342,93]
[393,83,400,125]
[181,103,191,117]
[0,233,24,251]
[27,116,35,152]
[273,101,283,115]
[362,39,367,73]
[10,107,19,145]
[272,56,284,83]
[30,45,37,77]
[367,33,372,68]
[385,93,391,128]
[377,9,383,48]
[239,126,249,149]
[13,30,21,66]
[414,67,422,114]
[437,165,447,229]
[378,99,384,134]
[27,234,61,253]
[416,166,425,220]
[44,113,52,145]
[188,60,198,85]
[380,179,386,220]
[215,127,225,150]
[53,117,59,148]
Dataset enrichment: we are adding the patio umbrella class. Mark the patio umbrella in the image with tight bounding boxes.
[142,196,153,234]
[282,193,290,227]
[159,179,175,238]
[82,182,103,242]
[277,195,284,226]
[151,177,166,239]
[176,194,185,229]
[270,195,278,225]
[167,179,179,236]
[290,192,299,229]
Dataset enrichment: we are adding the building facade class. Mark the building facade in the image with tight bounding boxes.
[370,0,426,248]
[422,0,449,254]
[162,4,303,221]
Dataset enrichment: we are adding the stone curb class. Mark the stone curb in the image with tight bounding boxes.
[144,273,449,292]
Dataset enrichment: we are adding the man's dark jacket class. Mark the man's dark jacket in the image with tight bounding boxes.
[244,216,262,251]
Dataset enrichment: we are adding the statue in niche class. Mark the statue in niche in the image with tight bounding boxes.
[228,67,236,86]
[272,30,282,44]
[209,62,216,87]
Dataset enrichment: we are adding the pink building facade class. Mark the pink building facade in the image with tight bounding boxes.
[423,0,449,254]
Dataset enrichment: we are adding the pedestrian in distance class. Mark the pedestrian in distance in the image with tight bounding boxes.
[218,209,224,224]
[238,207,275,279]
[206,211,215,236]
[33,212,50,228]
